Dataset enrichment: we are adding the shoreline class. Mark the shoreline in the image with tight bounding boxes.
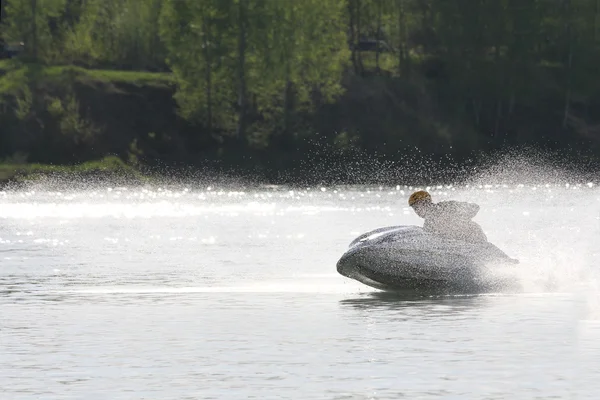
[2,151,599,191]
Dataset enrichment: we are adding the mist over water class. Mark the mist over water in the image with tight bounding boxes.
[1,154,600,399]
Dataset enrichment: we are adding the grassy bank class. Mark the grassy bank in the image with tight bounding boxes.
[0,60,187,170]
[0,156,148,186]
[0,60,174,95]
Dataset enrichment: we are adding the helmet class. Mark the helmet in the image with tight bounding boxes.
[408,190,432,207]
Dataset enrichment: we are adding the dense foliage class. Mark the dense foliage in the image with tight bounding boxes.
[1,0,600,181]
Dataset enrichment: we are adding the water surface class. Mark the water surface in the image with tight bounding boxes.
[1,183,599,399]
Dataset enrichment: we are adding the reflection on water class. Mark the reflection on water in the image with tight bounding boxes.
[1,185,599,399]
[338,291,489,313]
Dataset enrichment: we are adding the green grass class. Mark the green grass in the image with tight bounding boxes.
[0,156,147,183]
[81,68,174,85]
[0,60,174,96]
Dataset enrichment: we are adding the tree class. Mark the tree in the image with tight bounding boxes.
[2,0,67,62]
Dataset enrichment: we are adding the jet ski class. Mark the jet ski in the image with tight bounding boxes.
[336,225,521,294]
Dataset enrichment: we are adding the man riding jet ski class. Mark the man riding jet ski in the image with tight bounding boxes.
[408,190,488,243]
[336,190,519,293]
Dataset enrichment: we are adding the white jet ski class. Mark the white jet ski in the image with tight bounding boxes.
[337,225,520,294]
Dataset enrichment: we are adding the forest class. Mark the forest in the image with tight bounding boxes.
[1,0,600,183]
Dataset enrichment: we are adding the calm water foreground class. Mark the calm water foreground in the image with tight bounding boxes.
[1,181,599,399]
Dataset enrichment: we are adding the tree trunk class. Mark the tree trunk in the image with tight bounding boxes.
[398,0,411,76]
[562,50,573,129]
[0,0,6,25]
[356,0,364,75]
[283,5,296,135]
[375,0,382,72]
[348,0,359,74]
[472,99,481,127]
[495,40,507,137]
[236,0,248,138]
[283,73,292,135]
[562,0,573,130]
[31,0,38,61]
[202,16,212,135]
[596,0,600,42]
[494,100,503,139]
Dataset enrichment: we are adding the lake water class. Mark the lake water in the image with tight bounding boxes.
[1,180,600,399]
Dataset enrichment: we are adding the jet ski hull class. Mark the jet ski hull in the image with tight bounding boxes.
[337,225,520,294]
